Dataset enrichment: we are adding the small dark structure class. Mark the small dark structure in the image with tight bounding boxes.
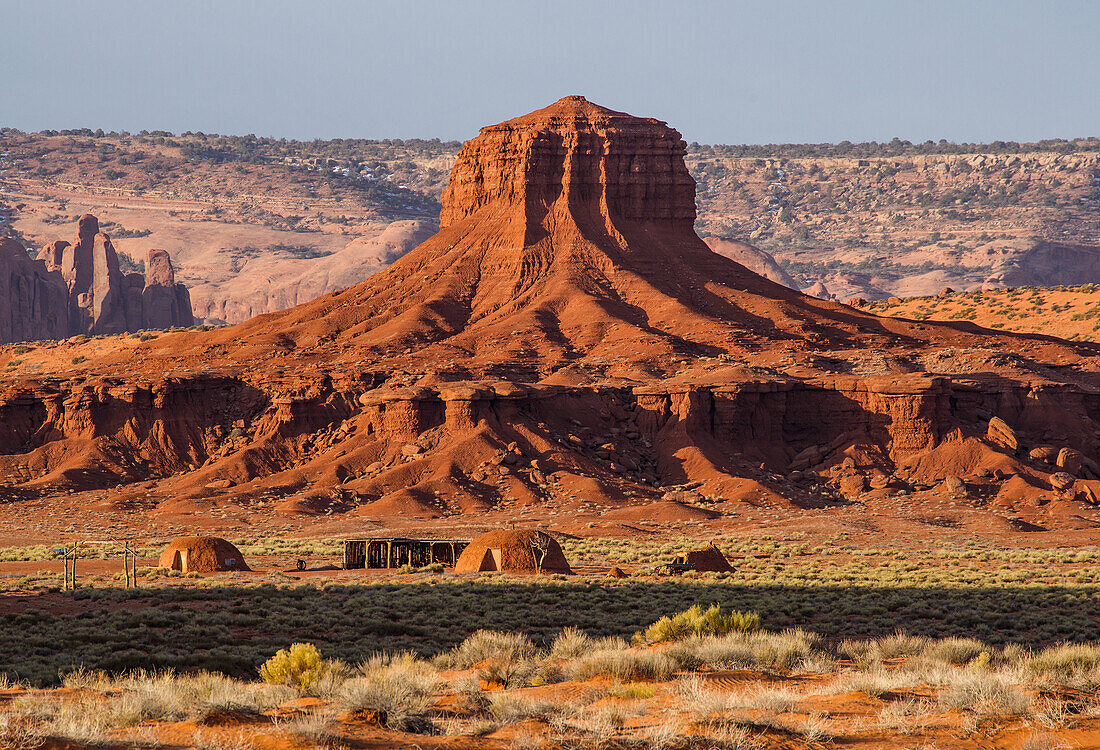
[343,538,470,570]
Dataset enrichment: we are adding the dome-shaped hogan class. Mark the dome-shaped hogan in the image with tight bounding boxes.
[158,536,250,574]
[454,529,572,574]
[674,544,733,572]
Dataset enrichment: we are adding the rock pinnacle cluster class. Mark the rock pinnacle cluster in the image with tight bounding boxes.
[0,215,193,343]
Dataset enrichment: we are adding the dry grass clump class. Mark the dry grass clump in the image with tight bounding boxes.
[675,675,824,742]
[282,708,338,747]
[920,637,989,667]
[3,693,110,746]
[669,628,831,673]
[839,631,930,669]
[549,628,635,661]
[112,670,289,726]
[566,648,677,682]
[1,669,294,746]
[339,651,438,732]
[830,668,913,698]
[936,671,1031,716]
[0,713,41,750]
[435,630,538,688]
[435,630,536,669]
[486,692,558,723]
[1026,643,1100,688]
[876,699,933,735]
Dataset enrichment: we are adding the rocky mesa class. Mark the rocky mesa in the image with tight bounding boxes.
[1,97,1099,534]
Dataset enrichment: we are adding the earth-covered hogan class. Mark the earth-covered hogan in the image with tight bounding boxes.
[454,529,572,574]
[672,544,734,572]
[157,535,249,574]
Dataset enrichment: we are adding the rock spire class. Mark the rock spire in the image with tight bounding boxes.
[0,215,194,343]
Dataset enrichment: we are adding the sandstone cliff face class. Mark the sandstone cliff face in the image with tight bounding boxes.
[0,215,195,343]
[440,95,696,230]
[142,248,194,330]
[0,238,70,343]
[1,98,1099,532]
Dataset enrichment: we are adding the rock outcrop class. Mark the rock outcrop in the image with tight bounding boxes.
[186,220,433,324]
[0,215,194,343]
[0,237,70,343]
[142,248,194,330]
[703,237,796,288]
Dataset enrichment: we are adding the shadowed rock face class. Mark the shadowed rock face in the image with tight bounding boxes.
[0,237,69,343]
[0,214,194,343]
[143,248,194,329]
[89,231,126,334]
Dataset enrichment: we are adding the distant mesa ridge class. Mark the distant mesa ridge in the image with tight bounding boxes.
[0,214,193,344]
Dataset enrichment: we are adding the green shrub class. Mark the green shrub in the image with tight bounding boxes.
[640,605,761,644]
[259,643,328,695]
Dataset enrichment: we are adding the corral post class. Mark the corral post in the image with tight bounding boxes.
[342,541,348,570]
[124,542,135,588]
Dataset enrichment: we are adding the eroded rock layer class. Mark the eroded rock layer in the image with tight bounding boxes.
[2,97,1100,531]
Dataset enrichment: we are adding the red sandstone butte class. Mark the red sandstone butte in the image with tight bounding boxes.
[1,97,1099,530]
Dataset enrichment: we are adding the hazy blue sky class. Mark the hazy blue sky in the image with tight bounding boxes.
[4,1,1098,145]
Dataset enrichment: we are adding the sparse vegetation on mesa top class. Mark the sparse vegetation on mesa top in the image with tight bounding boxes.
[687,136,1100,159]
